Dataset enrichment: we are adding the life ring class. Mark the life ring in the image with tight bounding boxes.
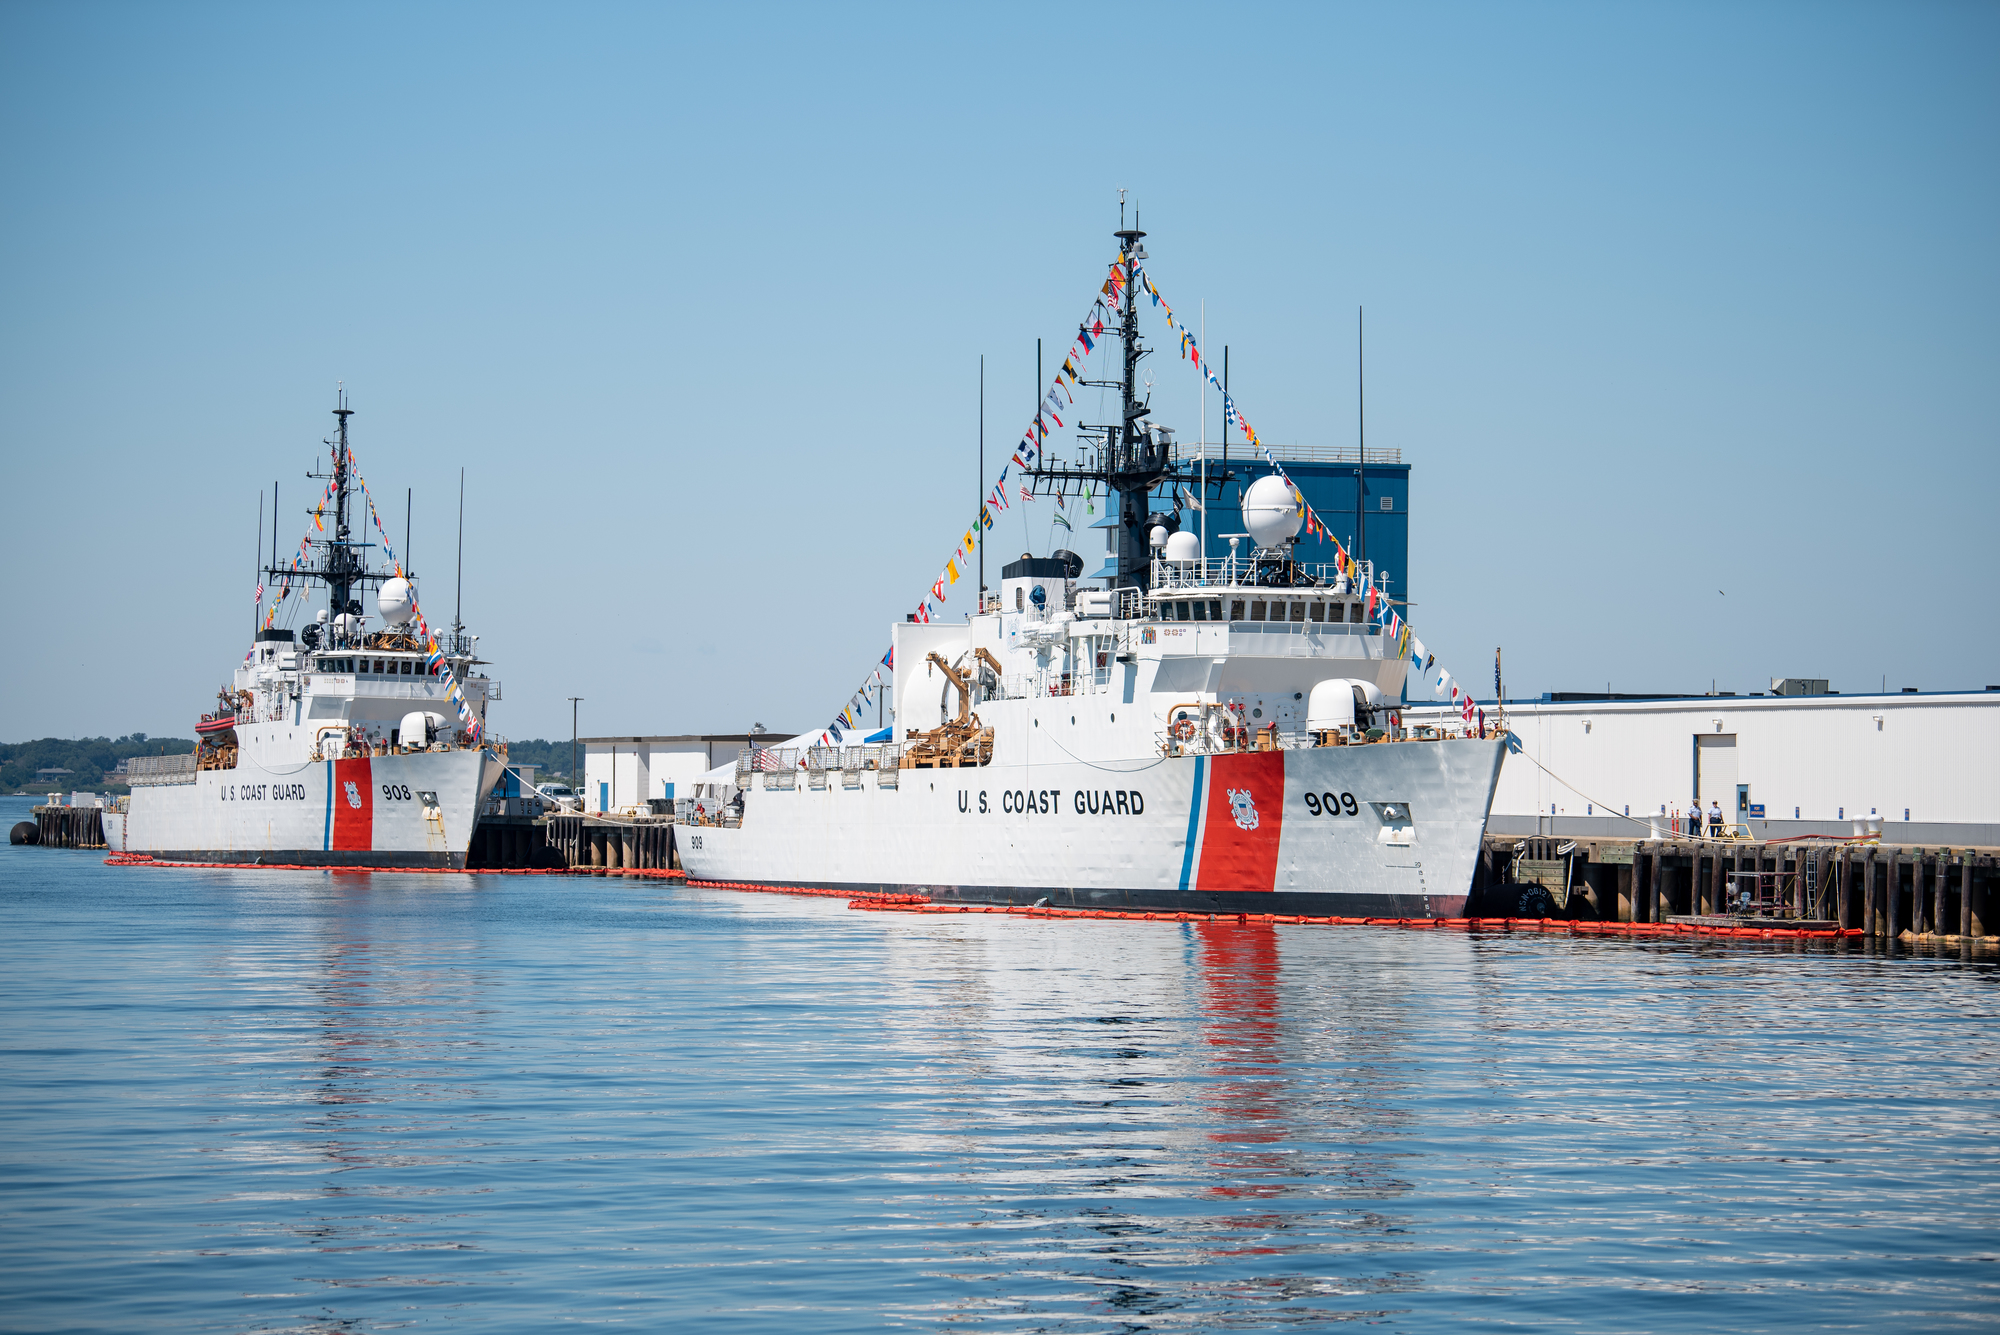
[1171,716,1198,741]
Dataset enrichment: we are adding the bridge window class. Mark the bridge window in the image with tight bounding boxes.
[1193,599,1209,621]
[1249,600,1266,622]
[1349,603,1364,624]
[1175,600,1190,621]
[1310,601,1325,622]
[1229,600,1245,622]
[1290,602,1306,622]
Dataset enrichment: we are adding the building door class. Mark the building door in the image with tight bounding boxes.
[1696,735,1737,825]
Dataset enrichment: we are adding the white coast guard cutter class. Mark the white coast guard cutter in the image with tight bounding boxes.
[677,226,1506,915]
[104,397,504,867]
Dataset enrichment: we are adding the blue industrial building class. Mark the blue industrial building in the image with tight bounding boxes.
[1105,443,1412,605]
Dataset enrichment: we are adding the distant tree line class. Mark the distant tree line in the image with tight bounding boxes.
[503,739,576,783]
[0,735,195,793]
[0,735,577,793]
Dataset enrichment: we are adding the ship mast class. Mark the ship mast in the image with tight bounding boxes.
[1019,213,1175,593]
[327,394,359,623]
[1111,223,1150,589]
[267,389,402,646]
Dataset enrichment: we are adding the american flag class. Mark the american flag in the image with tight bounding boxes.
[752,747,785,772]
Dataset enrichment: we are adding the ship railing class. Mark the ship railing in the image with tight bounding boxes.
[127,753,198,787]
[1170,440,1401,466]
[1158,716,1483,757]
[875,745,901,787]
[997,670,1111,701]
[753,749,799,790]
[1148,555,1375,593]
[805,745,836,791]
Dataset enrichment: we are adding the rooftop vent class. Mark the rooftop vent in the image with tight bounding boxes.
[1770,678,1829,696]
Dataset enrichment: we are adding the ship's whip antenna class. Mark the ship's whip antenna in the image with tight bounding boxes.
[978,354,984,600]
[453,467,465,639]
[1356,307,1366,567]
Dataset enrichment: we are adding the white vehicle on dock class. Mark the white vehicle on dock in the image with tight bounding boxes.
[105,397,505,868]
[677,226,1506,916]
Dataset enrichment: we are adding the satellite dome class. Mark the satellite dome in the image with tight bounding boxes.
[1149,524,1169,550]
[378,577,415,627]
[1163,530,1199,562]
[1243,475,1304,549]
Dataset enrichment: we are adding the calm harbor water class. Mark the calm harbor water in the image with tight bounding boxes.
[3,802,1996,1332]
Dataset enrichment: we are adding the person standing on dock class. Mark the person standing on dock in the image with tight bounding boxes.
[1708,800,1724,837]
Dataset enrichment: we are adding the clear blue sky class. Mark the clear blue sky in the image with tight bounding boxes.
[3,2,1994,742]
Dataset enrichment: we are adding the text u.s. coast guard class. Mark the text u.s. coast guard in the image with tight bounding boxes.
[960,789,1146,816]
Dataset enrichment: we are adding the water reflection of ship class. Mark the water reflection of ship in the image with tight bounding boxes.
[1193,921,1429,1310]
[1197,923,1286,1154]
[232,878,490,1252]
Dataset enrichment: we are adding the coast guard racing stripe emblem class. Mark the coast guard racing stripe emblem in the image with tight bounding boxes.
[331,757,374,851]
[1195,752,1283,892]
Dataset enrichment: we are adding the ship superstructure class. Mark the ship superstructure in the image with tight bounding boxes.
[677,226,1506,914]
[106,397,504,866]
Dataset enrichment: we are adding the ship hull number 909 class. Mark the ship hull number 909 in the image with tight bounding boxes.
[1302,791,1359,816]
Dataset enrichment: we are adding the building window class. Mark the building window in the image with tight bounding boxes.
[1229,600,1245,622]
[1249,601,1266,622]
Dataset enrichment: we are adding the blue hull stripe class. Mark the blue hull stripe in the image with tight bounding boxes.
[1178,754,1206,892]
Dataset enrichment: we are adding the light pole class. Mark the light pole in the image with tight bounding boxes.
[568,697,582,796]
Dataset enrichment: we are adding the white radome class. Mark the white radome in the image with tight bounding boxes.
[1163,530,1200,562]
[378,577,415,626]
[1243,475,1304,549]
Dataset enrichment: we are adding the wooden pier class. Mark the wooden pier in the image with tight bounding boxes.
[29,806,105,849]
[542,815,678,875]
[1481,834,1996,944]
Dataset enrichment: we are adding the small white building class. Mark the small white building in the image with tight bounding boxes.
[579,734,791,814]
[1406,688,2000,846]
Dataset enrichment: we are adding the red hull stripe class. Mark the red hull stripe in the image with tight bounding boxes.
[1195,751,1285,893]
[332,757,374,851]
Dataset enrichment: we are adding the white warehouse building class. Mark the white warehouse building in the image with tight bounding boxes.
[1406,689,2000,847]
[579,733,787,815]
